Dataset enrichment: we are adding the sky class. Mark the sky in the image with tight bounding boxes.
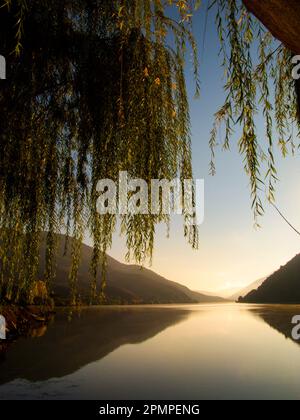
[95,2,300,294]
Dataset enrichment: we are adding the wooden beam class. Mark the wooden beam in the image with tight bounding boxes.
[243,0,300,54]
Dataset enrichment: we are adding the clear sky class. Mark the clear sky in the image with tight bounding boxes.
[97,2,300,294]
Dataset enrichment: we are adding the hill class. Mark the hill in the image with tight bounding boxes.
[240,254,300,304]
[37,234,224,305]
[230,277,267,301]
[0,307,188,384]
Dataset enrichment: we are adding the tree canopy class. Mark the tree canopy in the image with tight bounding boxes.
[0,0,299,304]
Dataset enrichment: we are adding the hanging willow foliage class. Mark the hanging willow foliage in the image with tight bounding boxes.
[209,0,300,225]
[0,0,200,304]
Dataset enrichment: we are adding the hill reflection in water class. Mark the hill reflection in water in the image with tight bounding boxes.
[0,306,189,384]
[249,304,300,345]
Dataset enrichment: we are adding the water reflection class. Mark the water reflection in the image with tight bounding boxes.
[2,304,300,400]
[248,305,300,345]
[0,306,189,385]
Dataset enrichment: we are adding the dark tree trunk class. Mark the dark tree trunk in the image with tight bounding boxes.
[243,0,300,54]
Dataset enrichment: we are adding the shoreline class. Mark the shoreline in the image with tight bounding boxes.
[0,305,55,351]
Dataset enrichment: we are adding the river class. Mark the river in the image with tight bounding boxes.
[1,303,300,400]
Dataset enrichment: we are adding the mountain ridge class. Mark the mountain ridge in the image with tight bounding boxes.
[37,234,225,305]
[230,277,267,301]
[240,254,300,304]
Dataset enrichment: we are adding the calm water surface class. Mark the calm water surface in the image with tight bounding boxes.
[1,303,300,400]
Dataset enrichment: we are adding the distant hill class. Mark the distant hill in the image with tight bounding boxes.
[198,289,227,297]
[240,254,300,304]
[198,278,267,301]
[37,234,225,305]
[230,277,267,301]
